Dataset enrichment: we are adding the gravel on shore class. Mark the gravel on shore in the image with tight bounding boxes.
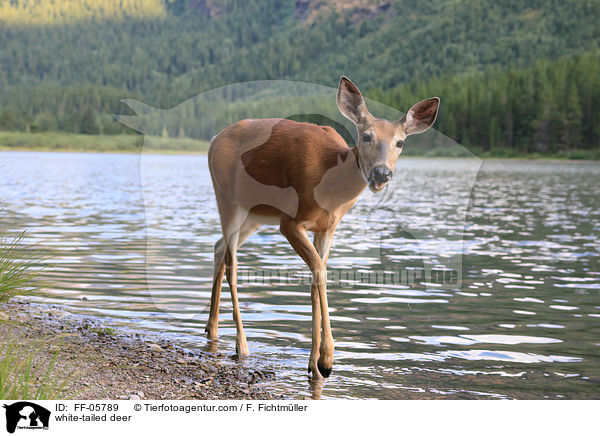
[0,300,282,400]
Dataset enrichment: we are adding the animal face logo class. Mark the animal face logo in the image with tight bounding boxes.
[3,402,51,434]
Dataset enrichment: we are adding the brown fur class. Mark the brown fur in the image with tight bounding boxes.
[204,77,439,381]
[212,118,366,232]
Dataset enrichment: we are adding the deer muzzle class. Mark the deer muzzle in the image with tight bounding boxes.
[368,165,392,192]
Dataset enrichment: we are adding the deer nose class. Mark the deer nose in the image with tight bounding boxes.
[371,165,392,183]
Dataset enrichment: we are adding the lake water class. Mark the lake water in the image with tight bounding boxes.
[1,151,599,399]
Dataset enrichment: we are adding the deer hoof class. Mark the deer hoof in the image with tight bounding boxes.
[308,363,323,378]
[317,363,332,378]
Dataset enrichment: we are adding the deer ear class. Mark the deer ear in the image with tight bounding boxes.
[403,97,440,135]
[337,76,370,125]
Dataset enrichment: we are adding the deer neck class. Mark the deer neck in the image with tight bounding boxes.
[345,146,368,196]
[313,146,367,211]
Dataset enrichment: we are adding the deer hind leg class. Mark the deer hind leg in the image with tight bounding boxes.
[205,207,256,341]
[206,237,227,340]
[281,217,334,378]
[224,217,259,357]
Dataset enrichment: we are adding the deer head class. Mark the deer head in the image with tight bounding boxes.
[336,76,440,192]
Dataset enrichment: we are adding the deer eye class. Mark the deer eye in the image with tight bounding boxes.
[396,140,404,148]
[362,133,372,142]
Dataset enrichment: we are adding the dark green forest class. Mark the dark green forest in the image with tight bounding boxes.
[370,53,600,156]
[0,0,599,156]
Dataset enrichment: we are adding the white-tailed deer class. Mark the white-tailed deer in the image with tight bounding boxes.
[206,76,439,378]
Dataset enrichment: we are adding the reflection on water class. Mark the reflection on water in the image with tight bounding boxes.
[1,152,599,399]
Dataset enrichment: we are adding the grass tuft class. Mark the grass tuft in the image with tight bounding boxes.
[0,230,42,304]
[0,215,74,400]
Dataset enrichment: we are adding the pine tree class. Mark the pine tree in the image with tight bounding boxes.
[80,107,99,135]
[561,84,583,151]
[489,116,502,149]
[0,110,15,131]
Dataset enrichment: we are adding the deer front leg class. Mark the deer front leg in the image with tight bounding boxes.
[313,229,336,377]
[315,278,333,377]
[309,283,321,377]
[281,218,334,378]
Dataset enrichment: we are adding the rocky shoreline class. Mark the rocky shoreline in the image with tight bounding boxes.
[0,300,281,400]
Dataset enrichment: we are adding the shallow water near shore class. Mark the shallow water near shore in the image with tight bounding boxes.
[1,151,599,399]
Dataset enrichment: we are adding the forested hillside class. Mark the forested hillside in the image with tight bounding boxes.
[0,0,598,155]
[369,52,600,155]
